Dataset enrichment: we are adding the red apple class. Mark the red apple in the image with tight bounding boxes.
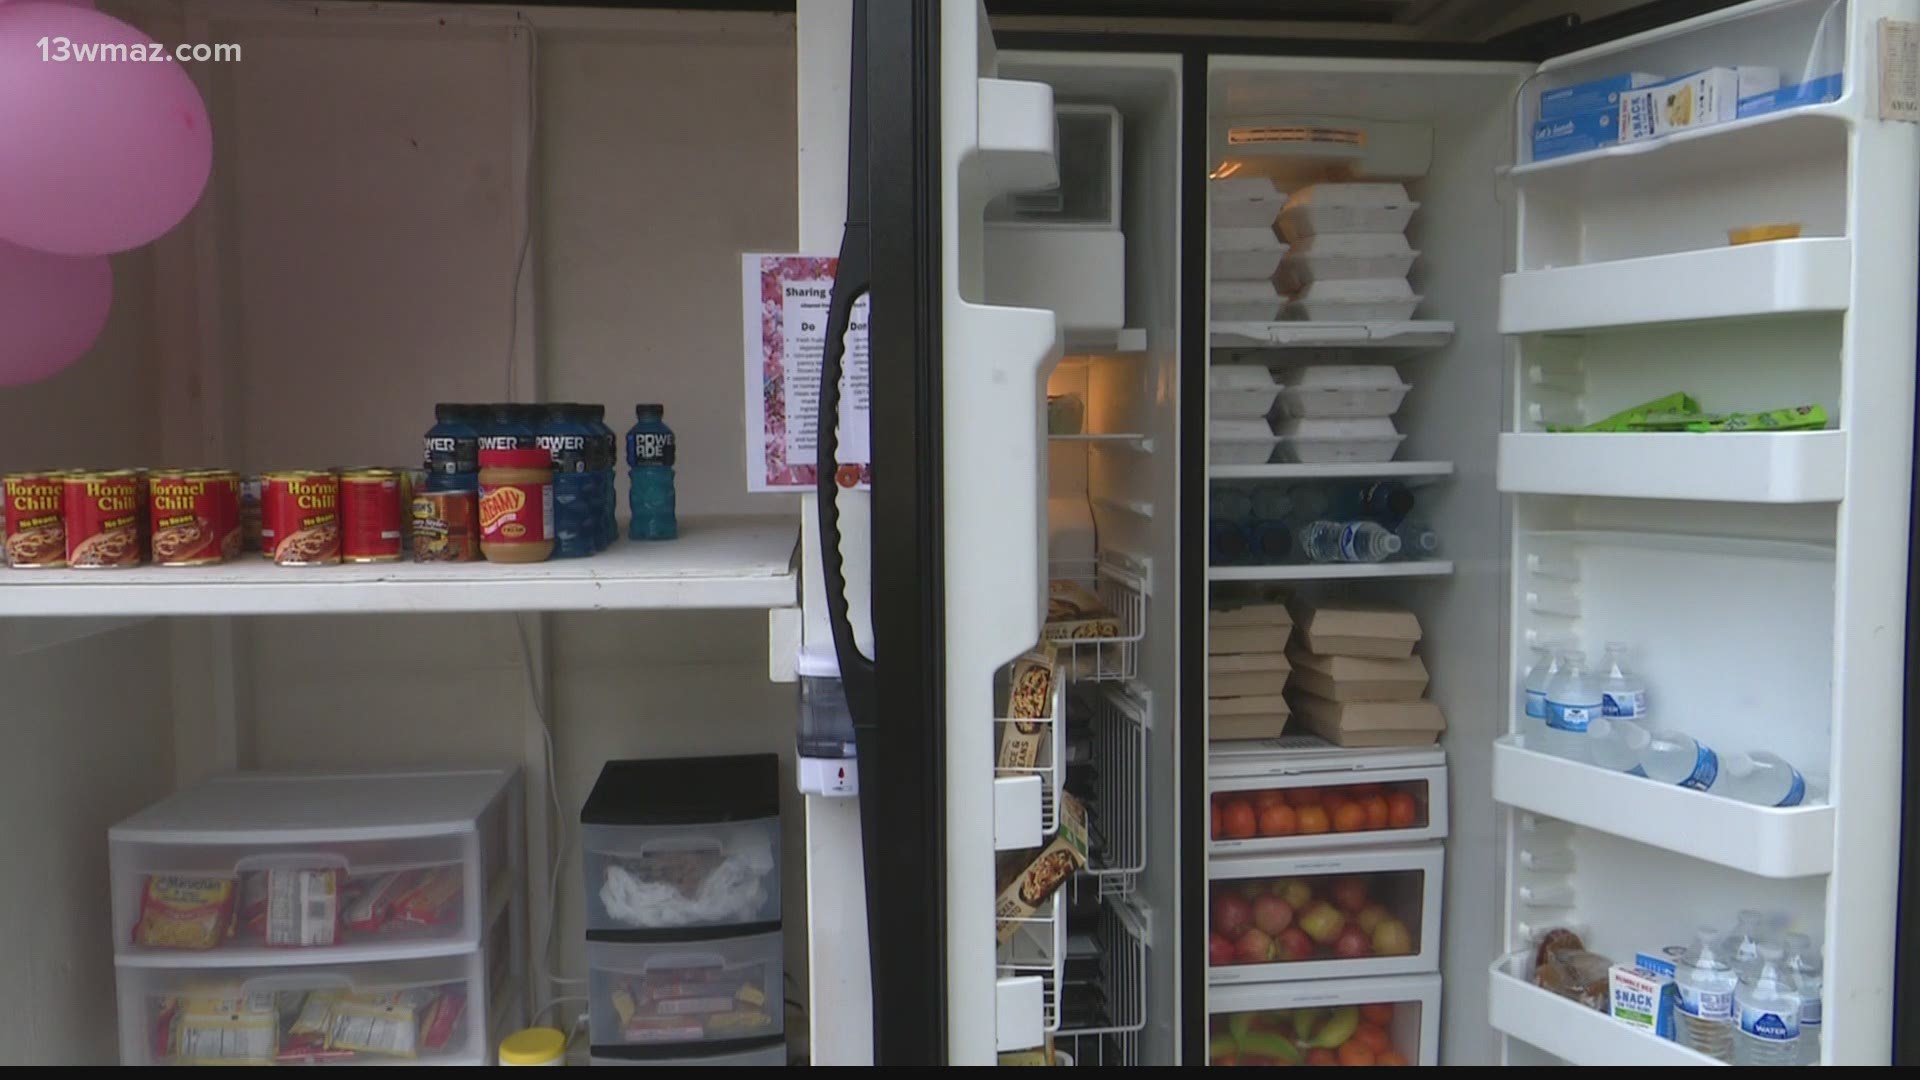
[1209,932,1236,966]
[1333,925,1373,958]
[1356,903,1391,934]
[1212,890,1253,939]
[1372,918,1415,957]
[1299,900,1346,946]
[1278,879,1313,910]
[1235,927,1275,964]
[1252,894,1295,937]
[1330,875,1371,914]
[1237,880,1268,900]
[1275,926,1315,961]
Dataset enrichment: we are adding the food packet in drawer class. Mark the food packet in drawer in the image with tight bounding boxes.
[1044,579,1121,641]
[264,868,342,947]
[174,989,279,1065]
[998,641,1057,721]
[391,866,463,927]
[327,988,437,1059]
[134,875,237,950]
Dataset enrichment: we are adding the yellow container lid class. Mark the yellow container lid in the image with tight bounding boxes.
[499,1026,568,1066]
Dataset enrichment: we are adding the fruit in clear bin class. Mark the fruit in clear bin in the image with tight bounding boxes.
[1311,1006,1360,1049]
[1283,785,1323,807]
[1212,890,1253,938]
[1257,803,1297,837]
[1296,805,1331,834]
[1237,1031,1303,1066]
[1223,799,1257,839]
[1372,917,1415,956]
[1363,794,1390,831]
[1209,1033,1238,1066]
[1234,927,1275,964]
[1377,1050,1409,1066]
[1209,932,1236,966]
[1333,925,1374,958]
[1337,1040,1376,1067]
[1329,875,1371,913]
[1299,900,1346,945]
[1276,878,1313,910]
[1355,1024,1392,1054]
[1276,926,1314,961]
[1332,801,1367,832]
[1291,1007,1327,1043]
[1386,790,1418,828]
[1252,893,1294,936]
[1252,789,1287,811]
[1356,903,1391,934]
[1352,782,1384,795]
[1359,1003,1395,1026]
[1305,1049,1339,1066]
[1236,880,1268,900]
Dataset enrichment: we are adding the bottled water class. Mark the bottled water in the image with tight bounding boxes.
[1598,641,1649,725]
[1520,646,1559,746]
[1724,910,1768,983]
[1734,959,1802,1067]
[1716,751,1809,807]
[1638,728,1720,791]
[1297,520,1402,563]
[1209,519,1249,565]
[625,403,678,541]
[1541,650,1600,763]
[1287,483,1330,522]
[1249,484,1292,523]
[1249,521,1294,563]
[1393,518,1442,559]
[1212,483,1254,522]
[1783,932,1822,1065]
[1586,716,1649,774]
[1676,926,1739,1061]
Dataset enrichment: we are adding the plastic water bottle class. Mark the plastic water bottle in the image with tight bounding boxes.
[1325,479,1415,522]
[1541,650,1600,763]
[1393,518,1441,559]
[1250,484,1293,523]
[1586,716,1650,774]
[1249,521,1293,563]
[1521,646,1559,746]
[625,404,677,541]
[1677,926,1739,1061]
[582,404,619,550]
[1599,641,1649,726]
[1287,483,1330,522]
[1734,958,1802,1066]
[1212,483,1254,522]
[1715,752,1808,807]
[538,404,595,559]
[1210,519,1249,565]
[479,403,537,453]
[1784,932,1822,1065]
[1724,911,1769,983]
[1637,727,1720,791]
[1298,520,1401,563]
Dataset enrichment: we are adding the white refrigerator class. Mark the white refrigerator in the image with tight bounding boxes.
[799,0,1920,1066]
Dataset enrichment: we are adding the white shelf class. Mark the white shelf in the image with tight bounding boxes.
[1500,239,1851,334]
[1050,432,1151,449]
[1497,431,1844,503]
[0,515,798,617]
[1209,560,1452,582]
[1211,460,1453,482]
[113,937,478,970]
[1508,102,1850,202]
[1211,320,1454,350]
[1489,951,1723,1066]
[1065,326,1148,354]
[1491,737,1834,879]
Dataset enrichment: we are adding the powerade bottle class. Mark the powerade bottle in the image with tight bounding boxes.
[538,404,595,559]
[626,404,677,541]
[585,404,619,550]
[480,403,538,453]
[423,403,480,493]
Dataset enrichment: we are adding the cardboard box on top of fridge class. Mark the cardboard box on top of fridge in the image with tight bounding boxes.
[1209,599,1293,629]
[1290,691,1445,747]
[1539,71,1663,120]
[1210,710,1291,742]
[1290,599,1421,658]
[994,791,1089,943]
[1211,624,1292,656]
[1211,669,1292,698]
[1288,650,1429,702]
[1530,108,1620,161]
[1620,67,1780,142]
[1208,651,1291,675]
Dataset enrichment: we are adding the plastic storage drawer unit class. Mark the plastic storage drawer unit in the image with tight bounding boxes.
[587,932,784,1049]
[591,1036,787,1066]
[581,755,781,936]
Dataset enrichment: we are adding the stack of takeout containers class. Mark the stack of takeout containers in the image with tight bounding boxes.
[1275,182,1421,323]
[1285,600,1446,748]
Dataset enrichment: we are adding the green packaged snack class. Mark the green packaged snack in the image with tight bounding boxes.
[1574,392,1703,433]
[1682,404,1828,433]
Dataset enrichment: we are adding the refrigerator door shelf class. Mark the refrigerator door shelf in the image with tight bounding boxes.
[1500,238,1851,333]
[1488,950,1723,1066]
[1497,430,1845,504]
[1492,736,1835,878]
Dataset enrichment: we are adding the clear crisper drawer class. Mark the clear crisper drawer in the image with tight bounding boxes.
[582,819,781,934]
[1207,844,1443,984]
[117,952,484,1066]
[587,933,784,1048]
[1208,973,1441,1067]
[590,1035,787,1066]
[1210,744,1448,855]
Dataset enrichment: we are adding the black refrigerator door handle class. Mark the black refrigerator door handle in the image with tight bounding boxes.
[815,232,876,720]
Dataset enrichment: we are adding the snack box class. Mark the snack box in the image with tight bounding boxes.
[1620,66,1779,142]
[1539,71,1662,120]
[1290,692,1445,748]
[1737,72,1843,119]
[1609,962,1678,1040]
[1290,599,1423,659]
[1530,107,1620,162]
[994,792,1091,943]
[999,641,1057,719]
[1044,579,1121,642]
[1288,650,1429,702]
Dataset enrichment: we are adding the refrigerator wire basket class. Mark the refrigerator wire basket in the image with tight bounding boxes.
[996,675,1068,836]
[1077,683,1148,898]
[1048,550,1148,683]
[996,884,1068,1035]
[1053,894,1149,1066]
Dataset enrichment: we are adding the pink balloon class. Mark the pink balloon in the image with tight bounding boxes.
[0,240,112,387]
[0,4,211,255]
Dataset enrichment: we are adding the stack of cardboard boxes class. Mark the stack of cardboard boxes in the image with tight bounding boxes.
[1286,599,1446,748]
[1206,599,1294,741]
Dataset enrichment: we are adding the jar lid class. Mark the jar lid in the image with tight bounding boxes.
[499,1027,567,1065]
[480,447,552,469]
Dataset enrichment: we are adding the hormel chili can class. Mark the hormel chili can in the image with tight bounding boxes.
[261,470,340,565]
[340,468,403,563]
[62,469,143,567]
[149,469,241,566]
[4,470,69,567]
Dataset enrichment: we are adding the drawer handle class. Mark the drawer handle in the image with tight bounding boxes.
[231,852,352,873]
